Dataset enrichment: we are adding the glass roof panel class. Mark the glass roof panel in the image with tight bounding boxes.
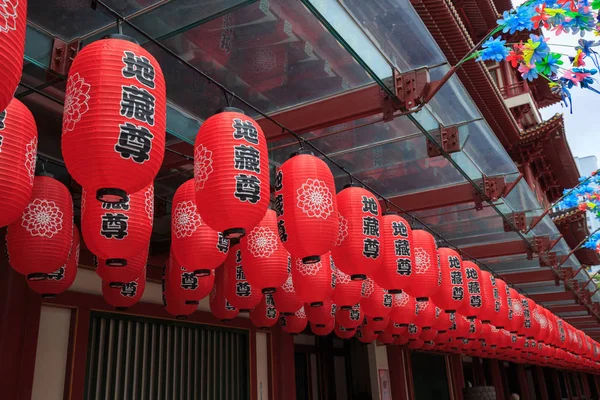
[427,66,480,126]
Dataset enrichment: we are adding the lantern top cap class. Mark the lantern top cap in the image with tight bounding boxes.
[382,211,398,216]
[343,182,362,189]
[215,107,245,115]
[101,33,140,45]
[289,148,314,158]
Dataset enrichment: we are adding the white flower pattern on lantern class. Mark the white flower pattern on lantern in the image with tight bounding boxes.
[173,200,202,239]
[144,185,154,221]
[247,226,278,258]
[296,178,334,219]
[336,213,348,246]
[417,301,429,312]
[0,0,18,33]
[362,278,375,298]
[25,136,37,185]
[335,268,351,285]
[414,247,431,274]
[63,73,91,132]
[21,198,64,238]
[512,300,523,317]
[394,292,409,307]
[194,144,213,191]
[295,306,306,319]
[281,275,295,293]
[296,258,322,276]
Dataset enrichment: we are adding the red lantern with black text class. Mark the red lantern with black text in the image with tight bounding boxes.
[7,175,73,275]
[332,263,362,309]
[373,213,416,293]
[408,338,424,350]
[365,316,389,333]
[479,271,505,328]
[494,278,511,329]
[0,98,37,228]
[404,229,441,300]
[431,248,467,312]
[390,292,417,326]
[102,269,146,309]
[306,299,336,327]
[250,294,279,328]
[274,152,338,263]
[194,108,269,239]
[414,299,437,329]
[332,186,382,280]
[81,183,153,266]
[210,266,239,321]
[291,253,334,307]
[0,0,26,112]
[356,324,379,343]
[336,303,362,330]
[167,252,214,305]
[162,265,197,319]
[63,37,166,203]
[507,288,524,333]
[241,209,288,293]
[28,225,80,298]
[335,323,356,339]
[272,259,303,315]
[520,296,540,339]
[95,246,148,286]
[281,306,308,335]
[419,327,438,342]
[171,179,228,275]
[378,329,397,344]
[311,320,335,336]
[457,261,483,319]
[223,243,262,312]
[360,277,393,320]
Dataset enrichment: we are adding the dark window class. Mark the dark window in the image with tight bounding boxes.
[411,352,451,400]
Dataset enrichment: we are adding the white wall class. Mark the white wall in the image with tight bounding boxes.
[31,306,72,400]
[256,331,270,400]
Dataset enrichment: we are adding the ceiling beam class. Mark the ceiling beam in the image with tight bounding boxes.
[500,269,555,285]
[531,291,576,303]
[461,240,530,259]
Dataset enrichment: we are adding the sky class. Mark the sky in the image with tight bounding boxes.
[511,0,599,163]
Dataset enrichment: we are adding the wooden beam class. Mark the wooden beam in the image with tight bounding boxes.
[530,291,576,303]
[461,240,530,259]
[501,269,556,285]
[383,183,477,213]
[545,304,588,314]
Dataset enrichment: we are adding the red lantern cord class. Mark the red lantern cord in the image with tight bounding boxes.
[0,98,37,228]
[63,37,166,203]
[194,108,269,239]
[274,152,338,264]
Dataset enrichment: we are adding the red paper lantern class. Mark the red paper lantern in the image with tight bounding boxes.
[507,288,525,334]
[272,258,303,315]
[311,320,335,336]
[336,303,362,330]
[7,175,73,276]
[102,269,146,310]
[419,327,438,342]
[478,271,503,328]
[194,108,269,239]
[403,229,441,300]
[408,338,425,350]
[365,316,390,333]
[81,183,153,266]
[332,185,382,280]
[63,37,166,203]
[281,306,308,335]
[223,242,262,312]
[291,253,334,307]
[335,323,356,339]
[378,329,398,345]
[171,179,228,275]
[406,323,422,341]
[0,98,37,228]
[493,278,511,329]
[162,265,197,319]
[373,213,416,293]
[27,225,80,298]
[331,263,362,309]
[241,209,288,293]
[95,246,148,286]
[390,292,417,326]
[209,266,239,321]
[414,299,437,329]
[356,324,380,343]
[387,320,408,336]
[0,0,26,112]
[167,252,214,305]
[457,261,483,319]
[250,294,279,328]
[430,248,467,312]
[274,152,338,263]
[360,277,393,320]
[306,299,336,327]
[520,296,540,339]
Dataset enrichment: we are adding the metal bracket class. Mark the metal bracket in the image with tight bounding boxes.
[539,252,557,268]
[50,38,80,76]
[534,236,550,254]
[394,68,430,111]
[560,266,574,281]
[503,212,527,233]
[582,290,592,305]
[427,125,460,158]
[473,176,506,211]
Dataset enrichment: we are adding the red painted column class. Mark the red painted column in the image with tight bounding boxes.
[270,325,296,400]
[581,372,591,399]
[488,359,506,400]
[534,366,549,400]
[0,254,42,399]
[69,308,90,400]
[448,355,464,400]
[516,364,531,400]
[387,346,410,400]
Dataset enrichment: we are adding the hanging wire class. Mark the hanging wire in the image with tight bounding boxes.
[72,0,600,317]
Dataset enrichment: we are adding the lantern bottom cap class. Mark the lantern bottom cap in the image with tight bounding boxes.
[194,269,211,277]
[185,300,200,305]
[176,315,188,320]
[240,309,251,313]
[282,312,294,316]
[316,324,326,328]
[388,289,402,294]
[106,258,128,267]
[27,272,48,281]
[375,330,383,334]
[302,255,321,265]
[96,188,128,204]
[223,228,245,240]
[340,305,353,311]
[416,297,429,301]
[115,307,128,311]
[310,302,323,308]
[351,274,367,281]
[392,334,400,338]
[221,319,233,322]
[373,317,384,322]
[346,328,356,332]
[109,282,125,289]
[444,310,455,313]
[262,287,276,294]
[41,294,57,299]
